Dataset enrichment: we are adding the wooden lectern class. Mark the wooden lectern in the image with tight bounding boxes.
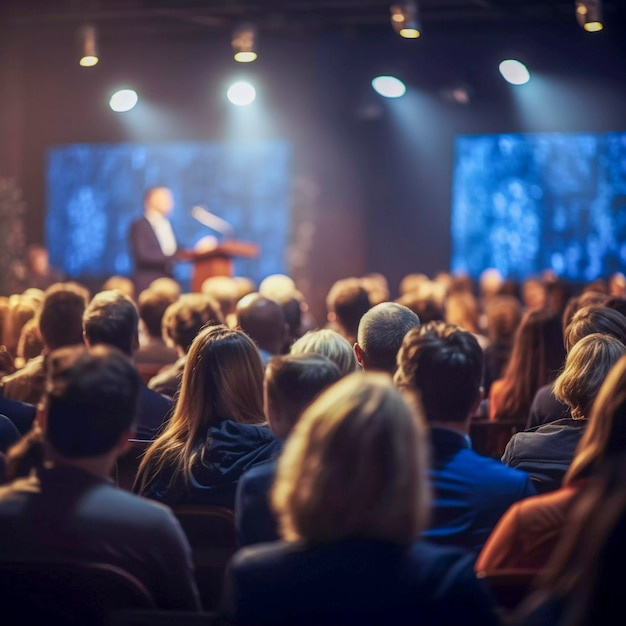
[184,240,260,293]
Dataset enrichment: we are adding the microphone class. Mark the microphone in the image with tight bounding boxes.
[190,205,235,238]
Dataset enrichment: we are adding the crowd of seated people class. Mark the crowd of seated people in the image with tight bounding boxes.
[1,268,626,624]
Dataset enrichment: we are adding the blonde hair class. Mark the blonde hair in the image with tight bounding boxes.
[289,328,359,376]
[271,371,430,545]
[564,355,626,486]
[553,333,626,421]
[134,324,265,495]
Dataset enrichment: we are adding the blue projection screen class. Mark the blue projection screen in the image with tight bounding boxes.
[451,132,626,282]
[46,141,292,290]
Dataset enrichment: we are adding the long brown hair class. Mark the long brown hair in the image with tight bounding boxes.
[134,324,265,494]
[493,309,565,423]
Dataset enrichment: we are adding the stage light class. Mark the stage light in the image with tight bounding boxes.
[227,81,256,106]
[390,1,422,39]
[109,89,138,112]
[78,24,99,67]
[232,23,258,62]
[576,0,604,32]
[372,75,407,98]
[499,60,530,85]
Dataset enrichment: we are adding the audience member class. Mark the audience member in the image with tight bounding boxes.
[235,353,342,546]
[134,325,281,508]
[149,276,182,301]
[201,276,241,325]
[222,372,499,626]
[10,244,64,293]
[325,277,371,346]
[82,290,173,439]
[444,290,489,350]
[354,301,420,374]
[235,293,288,365]
[477,352,626,573]
[526,304,626,429]
[394,321,536,555]
[290,328,360,377]
[514,453,626,626]
[147,293,223,399]
[1,292,38,360]
[14,316,44,369]
[521,277,547,312]
[1,282,88,405]
[489,310,565,426]
[0,394,36,435]
[135,288,179,367]
[482,295,523,397]
[101,275,136,302]
[501,333,626,493]
[0,344,201,610]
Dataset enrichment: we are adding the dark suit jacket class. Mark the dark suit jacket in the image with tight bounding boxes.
[526,383,571,429]
[136,385,174,440]
[423,426,536,555]
[235,457,281,547]
[129,216,178,294]
[0,395,36,435]
[222,538,499,626]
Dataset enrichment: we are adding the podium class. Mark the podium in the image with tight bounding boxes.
[183,240,260,293]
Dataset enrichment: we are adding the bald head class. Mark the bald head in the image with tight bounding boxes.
[236,293,287,355]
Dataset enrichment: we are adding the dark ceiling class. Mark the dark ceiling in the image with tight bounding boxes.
[2,0,625,32]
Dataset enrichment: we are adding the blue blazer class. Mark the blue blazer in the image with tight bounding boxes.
[423,426,536,555]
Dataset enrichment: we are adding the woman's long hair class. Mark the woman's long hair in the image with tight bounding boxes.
[493,309,565,423]
[134,324,265,494]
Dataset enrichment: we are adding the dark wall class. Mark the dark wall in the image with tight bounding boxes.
[1,15,625,314]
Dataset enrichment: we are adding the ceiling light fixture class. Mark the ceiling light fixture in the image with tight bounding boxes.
[575,0,604,32]
[232,23,258,62]
[78,24,99,67]
[390,1,422,39]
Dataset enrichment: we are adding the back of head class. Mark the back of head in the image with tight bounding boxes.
[565,305,626,352]
[485,295,523,342]
[444,291,480,333]
[562,291,611,334]
[148,277,182,301]
[356,302,420,373]
[258,274,297,302]
[325,277,371,343]
[161,293,223,354]
[101,275,136,302]
[290,328,359,377]
[138,288,177,339]
[264,353,342,438]
[554,333,626,420]
[565,355,626,485]
[235,292,286,354]
[39,282,89,351]
[43,344,141,459]
[200,276,240,317]
[175,324,265,433]
[82,290,139,356]
[394,322,483,423]
[272,371,430,545]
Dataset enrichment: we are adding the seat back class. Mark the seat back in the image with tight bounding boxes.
[173,505,238,611]
[0,560,155,625]
[113,438,153,491]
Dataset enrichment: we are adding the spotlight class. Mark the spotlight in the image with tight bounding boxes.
[232,23,258,62]
[109,89,138,112]
[576,0,604,32]
[227,81,256,106]
[390,1,421,39]
[499,60,530,85]
[78,24,99,67]
[372,75,407,99]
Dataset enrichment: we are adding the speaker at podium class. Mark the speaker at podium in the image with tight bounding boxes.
[181,206,260,292]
